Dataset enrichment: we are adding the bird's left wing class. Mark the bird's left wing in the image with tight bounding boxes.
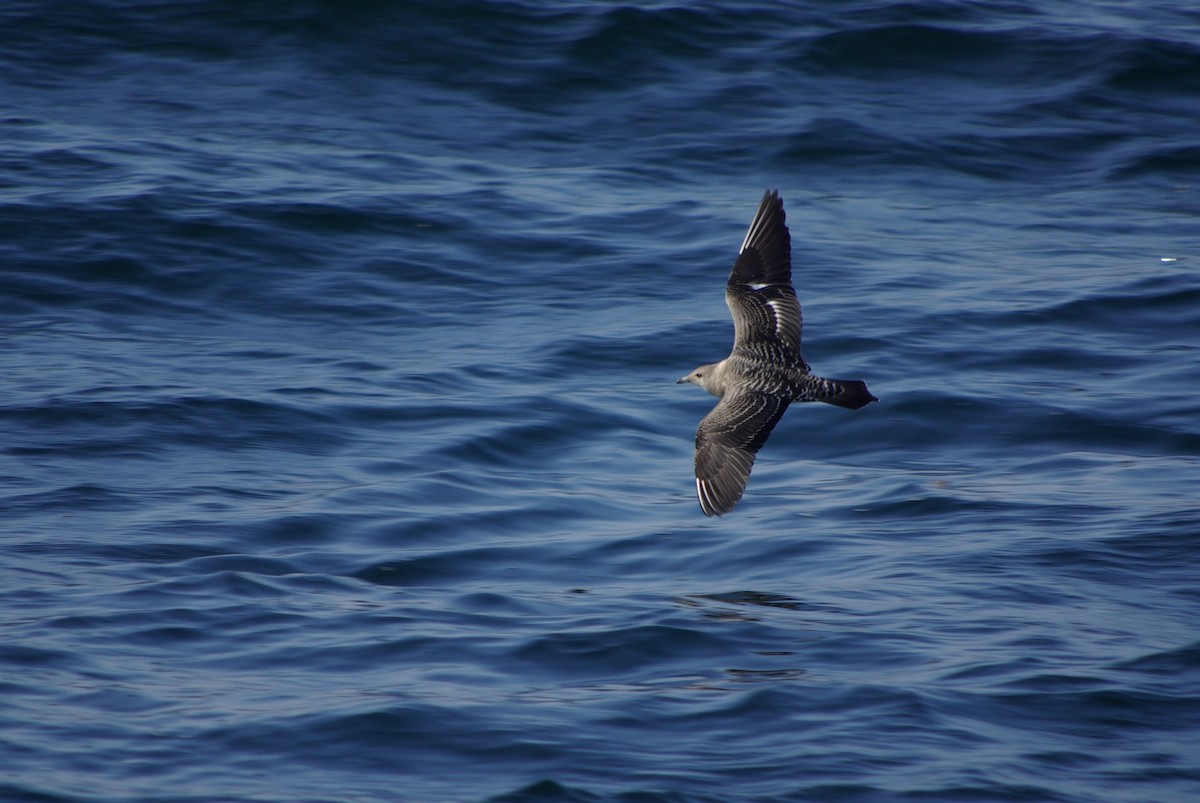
[726,190,803,361]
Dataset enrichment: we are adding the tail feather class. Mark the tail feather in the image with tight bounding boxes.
[820,379,877,410]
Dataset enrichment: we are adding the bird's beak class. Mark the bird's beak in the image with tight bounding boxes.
[676,376,688,384]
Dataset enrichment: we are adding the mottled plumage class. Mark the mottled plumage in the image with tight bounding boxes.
[678,190,876,516]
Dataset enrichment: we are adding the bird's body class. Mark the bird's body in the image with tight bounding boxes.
[678,190,876,516]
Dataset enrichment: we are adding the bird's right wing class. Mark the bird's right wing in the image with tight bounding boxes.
[694,391,791,516]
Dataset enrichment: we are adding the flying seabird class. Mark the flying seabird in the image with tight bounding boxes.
[677,190,877,516]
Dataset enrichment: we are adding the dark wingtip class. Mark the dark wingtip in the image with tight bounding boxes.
[823,380,877,410]
[732,189,792,287]
[697,478,741,517]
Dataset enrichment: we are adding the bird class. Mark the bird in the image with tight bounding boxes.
[677,190,876,516]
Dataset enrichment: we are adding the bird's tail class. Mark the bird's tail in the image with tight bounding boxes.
[815,378,877,410]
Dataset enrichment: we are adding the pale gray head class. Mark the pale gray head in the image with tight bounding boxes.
[676,359,728,398]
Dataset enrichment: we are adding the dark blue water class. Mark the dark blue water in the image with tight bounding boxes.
[3,2,1200,801]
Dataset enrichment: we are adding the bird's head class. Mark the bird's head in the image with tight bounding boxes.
[677,361,726,398]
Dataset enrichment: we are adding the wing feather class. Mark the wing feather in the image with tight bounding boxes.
[694,392,791,516]
[726,190,803,361]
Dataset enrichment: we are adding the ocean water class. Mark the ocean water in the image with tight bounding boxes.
[3,1,1199,801]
